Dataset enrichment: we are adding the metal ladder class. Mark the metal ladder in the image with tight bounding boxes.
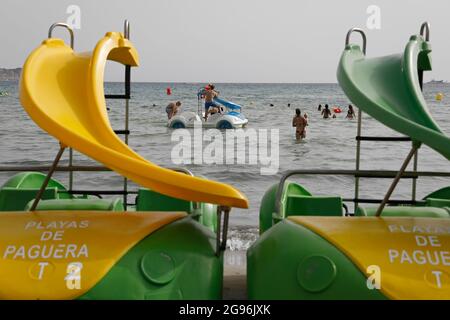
[347,27,425,216]
[31,20,133,210]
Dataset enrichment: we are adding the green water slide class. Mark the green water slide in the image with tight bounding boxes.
[337,25,450,159]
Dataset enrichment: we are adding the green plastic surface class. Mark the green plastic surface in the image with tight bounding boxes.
[136,188,217,232]
[24,198,124,211]
[1,172,72,198]
[255,178,450,299]
[425,198,450,208]
[286,195,343,217]
[136,188,193,212]
[423,186,450,201]
[259,181,342,234]
[356,206,450,218]
[0,172,75,211]
[0,187,58,211]
[80,217,223,300]
[247,219,387,300]
[259,182,312,234]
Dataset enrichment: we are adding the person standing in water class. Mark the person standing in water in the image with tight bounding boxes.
[321,104,332,119]
[318,104,322,111]
[203,84,220,121]
[166,101,182,120]
[346,104,356,120]
[293,108,307,140]
[303,113,309,138]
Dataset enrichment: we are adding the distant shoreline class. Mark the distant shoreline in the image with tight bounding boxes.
[0,79,342,85]
[0,68,21,81]
[0,68,447,85]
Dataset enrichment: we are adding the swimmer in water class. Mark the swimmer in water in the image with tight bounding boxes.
[346,104,356,120]
[292,108,308,141]
[321,104,332,119]
[318,104,322,111]
[303,113,309,138]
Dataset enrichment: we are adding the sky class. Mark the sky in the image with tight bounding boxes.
[0,0,448,83]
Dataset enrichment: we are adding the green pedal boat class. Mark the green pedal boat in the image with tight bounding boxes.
[247,23,450,300]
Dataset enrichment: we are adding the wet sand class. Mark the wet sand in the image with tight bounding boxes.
[223,251,247,300]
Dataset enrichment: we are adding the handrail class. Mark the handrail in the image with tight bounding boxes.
[3,166,449,178]
[0,165,111,172]
[345,27,367,210]
[420,22,430,42]
[274,169,450,216]
[0,164,199,208]
[124,19,130,39]
[345,28,367,55]
[48,23,74,49]
[168,167,194,176]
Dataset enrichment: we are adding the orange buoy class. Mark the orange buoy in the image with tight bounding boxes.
[333,107,342,113]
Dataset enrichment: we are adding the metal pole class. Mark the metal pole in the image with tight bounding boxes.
[197,89,202,117]
[375,145,420,217]
[30,146,66,211]
[354,109,362,212]
[412,147,418,201]
[412,37,424,202]
[68,148,73,190]
[123,68,130,209]
[220,207,230,251]
[345,28,367,213]
[216,208,222,256]
[123,20,131,210]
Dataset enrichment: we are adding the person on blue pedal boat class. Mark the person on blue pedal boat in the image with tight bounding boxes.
[203,84,220,121]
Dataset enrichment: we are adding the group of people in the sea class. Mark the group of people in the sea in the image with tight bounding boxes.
[164,84,357,142]
[317,104,356,120]
[292,104,356,141]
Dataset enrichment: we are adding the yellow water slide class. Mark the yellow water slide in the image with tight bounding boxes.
[19,30,248,209]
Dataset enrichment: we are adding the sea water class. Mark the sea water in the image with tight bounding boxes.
[1,81,450,251]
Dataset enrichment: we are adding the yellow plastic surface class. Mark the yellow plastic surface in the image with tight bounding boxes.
[0,211,186,300]
[289,216,450,300]
[19,32,248,209]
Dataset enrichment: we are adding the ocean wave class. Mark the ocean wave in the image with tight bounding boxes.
[226,226,259,251]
